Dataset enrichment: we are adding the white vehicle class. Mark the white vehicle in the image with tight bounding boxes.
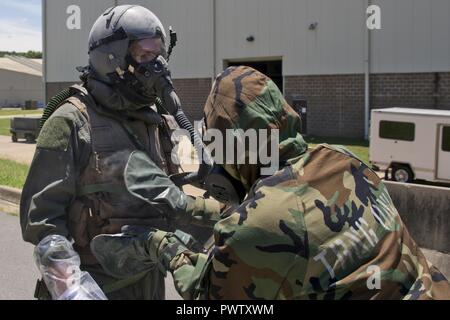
[369,108,450,183]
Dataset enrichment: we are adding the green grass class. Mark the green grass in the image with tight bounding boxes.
[0,118,11,136]
[0,109,43,116]
[305,136,370,166]
[0,158,30,189]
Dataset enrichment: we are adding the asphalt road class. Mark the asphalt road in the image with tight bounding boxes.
[0,212,181,300]
[0,212,39,299]
[0,135,35,164]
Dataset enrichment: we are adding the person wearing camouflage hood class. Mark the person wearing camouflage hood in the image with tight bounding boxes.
[91,66,450,300]
[20,5,220,300]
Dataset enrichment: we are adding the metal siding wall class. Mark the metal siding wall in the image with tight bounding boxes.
[412,0,432,71]
[215,0,286,71]
[288,0,307,75]
[0,70,44,106]
[371,0,450,73]
[215,0,366,76]
[44,0,115,83]
[371,0,396,73]
[45,0,213,81]
[116,0,213,79]
[44,0,450,82]
[431,0,450,71]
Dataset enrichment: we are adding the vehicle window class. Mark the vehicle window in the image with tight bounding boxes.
[379,121,415,141]
[442,126,450,152]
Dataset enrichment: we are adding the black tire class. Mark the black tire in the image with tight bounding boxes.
[392,165,413,183]
[11,133,17,143]
[25,134,36,144]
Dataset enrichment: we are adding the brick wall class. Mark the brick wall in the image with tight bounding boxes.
[370,73,450,109]
[172,78,212,121]
[47,73,450,139]
[284,74,365,138]
[285,72,450,138]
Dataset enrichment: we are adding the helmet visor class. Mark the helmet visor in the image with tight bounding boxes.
[129,38,164,63]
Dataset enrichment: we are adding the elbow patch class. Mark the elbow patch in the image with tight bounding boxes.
[37,117,73,151]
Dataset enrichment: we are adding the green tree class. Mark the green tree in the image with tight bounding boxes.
[0,51,42,58]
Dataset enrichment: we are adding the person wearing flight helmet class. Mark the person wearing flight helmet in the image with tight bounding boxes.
[21,5,220,300]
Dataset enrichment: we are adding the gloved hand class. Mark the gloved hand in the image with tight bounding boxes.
[90,226,159,279]
[156,229,195,270]
[34,235,106,300]
[187,196,223,226]
[90,226,193,278]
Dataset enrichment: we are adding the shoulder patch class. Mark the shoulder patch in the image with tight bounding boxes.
[37,116,73,151]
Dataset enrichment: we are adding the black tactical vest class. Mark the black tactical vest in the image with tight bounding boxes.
[64,85,180,265]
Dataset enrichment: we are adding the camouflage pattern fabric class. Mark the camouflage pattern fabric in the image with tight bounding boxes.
[164,66,450,299]
[203,66,307,190]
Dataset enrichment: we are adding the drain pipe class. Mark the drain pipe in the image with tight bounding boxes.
[42,0,47,105]
[212,0,217,79]
[364,0,371,140]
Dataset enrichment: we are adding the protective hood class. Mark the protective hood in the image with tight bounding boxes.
[203,66,308,191]
[87,76,149,111]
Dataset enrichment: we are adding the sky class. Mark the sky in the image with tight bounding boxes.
[0,0,42,52]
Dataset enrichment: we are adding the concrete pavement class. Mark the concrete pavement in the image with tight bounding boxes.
[0,212,39,299]
[0,135,35,164]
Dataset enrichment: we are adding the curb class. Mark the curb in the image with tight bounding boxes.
[0,185,21,205]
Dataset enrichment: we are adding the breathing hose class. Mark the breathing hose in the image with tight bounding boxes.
[156,87,214,187]
[39,88,73,130]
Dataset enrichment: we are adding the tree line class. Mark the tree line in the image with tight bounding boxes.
[0,50,42,59]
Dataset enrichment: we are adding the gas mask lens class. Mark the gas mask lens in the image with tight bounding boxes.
[126,37,169,101]
[129,38,164,63]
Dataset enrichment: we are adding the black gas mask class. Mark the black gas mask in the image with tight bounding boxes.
[123,53,173,106]
[123,37,214,186]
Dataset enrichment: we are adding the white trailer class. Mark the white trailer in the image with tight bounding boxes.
[369,108,450,183]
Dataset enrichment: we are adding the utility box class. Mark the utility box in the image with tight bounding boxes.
[24,100,38,110]
[292,98,308,135]
[10,116,41,143]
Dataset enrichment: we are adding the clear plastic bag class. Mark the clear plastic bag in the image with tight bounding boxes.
[34,235,107,300]
[57,271,108,300]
